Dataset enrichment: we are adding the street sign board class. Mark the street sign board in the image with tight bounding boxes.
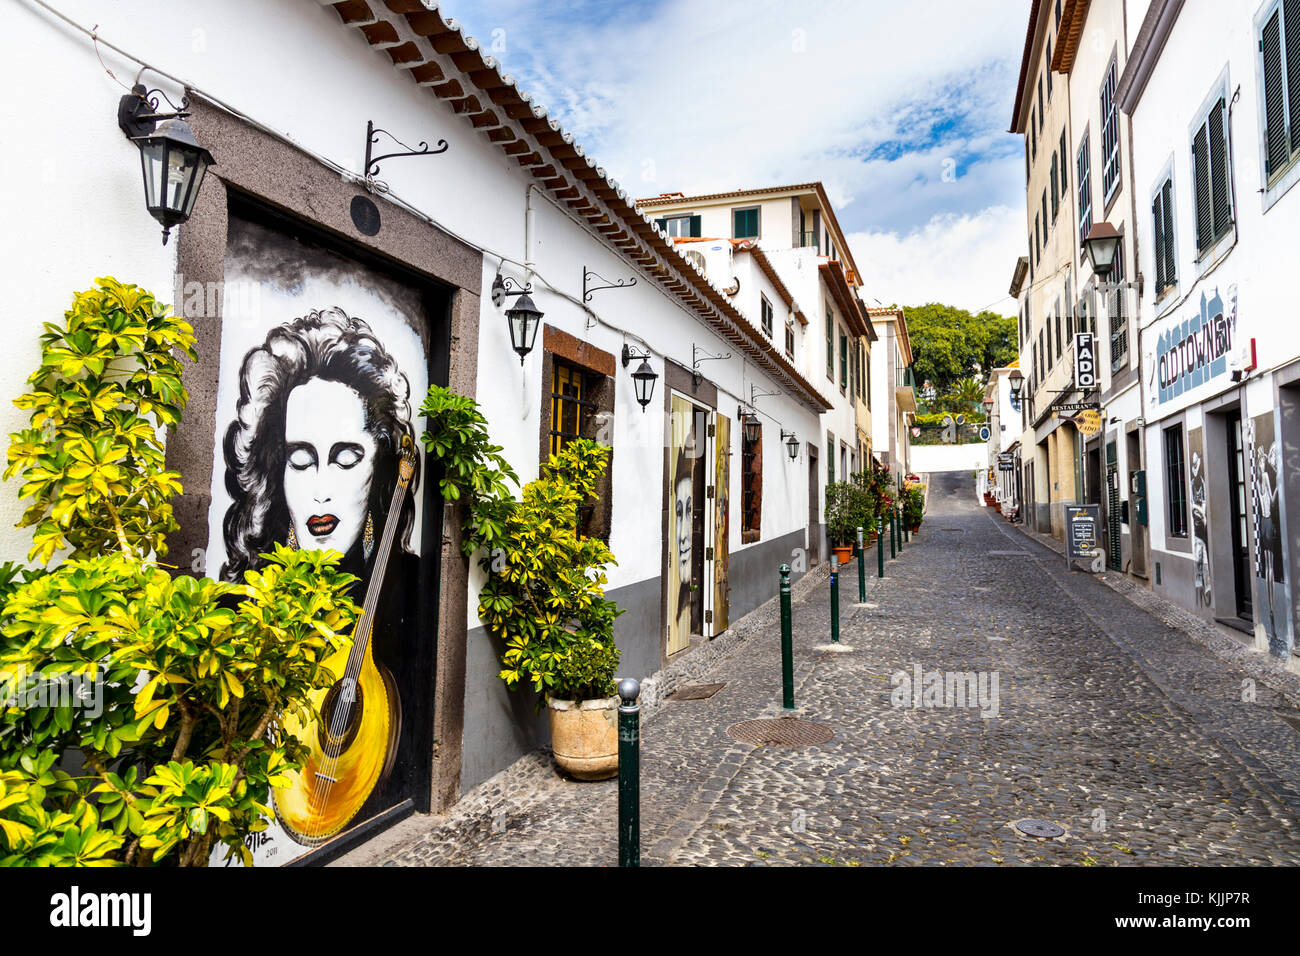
[998,461,1015,471]
[1055,402,1101,412]
[1073,409,1102,435]
[1074,332,1097,390]
[1066,504,1102,558]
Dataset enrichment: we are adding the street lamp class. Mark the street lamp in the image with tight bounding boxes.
[1082,222,1122,281]
[117,84,214,245]
[621,344,658,412]
[491,274,543,364]
[1007,368,1025,403]
[780,429,799,460]
[738,410,762,444]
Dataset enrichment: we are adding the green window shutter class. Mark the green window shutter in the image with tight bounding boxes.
[840,332,848,388]
[1193,124,1213,252]
[1288,0,1300,152]
[689,214,702,237]
[1208,100,1232,241]
[1160,179,1176,288]
[654,218,668,232]
[1059,130,1068,191]
[1264,9,1288,177]
[1152,193,1167,292]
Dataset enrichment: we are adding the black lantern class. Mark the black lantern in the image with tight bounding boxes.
[118,85,214,245]
[1083,222,1122,281]
[621,344,658,411]
[505,293,543,364]
[1007,368,1025,403]
[780,429,799,460]
[740,412,762,444]
[492,274,543,364]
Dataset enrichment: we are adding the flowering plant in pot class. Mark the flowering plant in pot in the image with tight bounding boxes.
[824,481,866,565]
[545,637,621,780]
[903,481,926,532]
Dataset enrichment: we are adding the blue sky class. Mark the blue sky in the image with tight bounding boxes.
[442,0,1030,313]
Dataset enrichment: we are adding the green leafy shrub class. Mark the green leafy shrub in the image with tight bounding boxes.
[551,638,619,702]
[902,482,925,529]
[5,277,195,564]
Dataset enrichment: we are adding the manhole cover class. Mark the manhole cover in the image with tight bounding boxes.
[1015,819,1065,839]
[727,718,833,747]
[671,682,726,701]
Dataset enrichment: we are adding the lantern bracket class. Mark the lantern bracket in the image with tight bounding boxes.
[491,273,534,308]
[691,344,731,388]
[365,120,449,178]
[118,84,191,140]
[750,384,781,406]
[621,343,651,366]
[584,268,638,302]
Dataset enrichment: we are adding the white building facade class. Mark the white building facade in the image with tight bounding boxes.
[1117,0,1300,667]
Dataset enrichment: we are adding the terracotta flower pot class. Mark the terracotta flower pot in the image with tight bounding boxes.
[547,696,618,780]
[832,545,854,566]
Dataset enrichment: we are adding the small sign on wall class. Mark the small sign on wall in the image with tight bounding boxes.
[1074,332,1097,391]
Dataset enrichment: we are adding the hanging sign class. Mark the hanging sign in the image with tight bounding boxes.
[1073,408,1102,435]
[1074,332,1097,390]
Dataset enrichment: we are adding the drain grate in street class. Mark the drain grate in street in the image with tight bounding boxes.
[728,718,834,747]
[670,682,726,701]
[1015,819,1065,839]
[1274,709,1300,734]
[986,550,1030,556]
[941,527,964,532]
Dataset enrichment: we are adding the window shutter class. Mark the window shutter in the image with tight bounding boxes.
[1264,9,1288,176]
[1208,100,1232,241]
[1152,192,1167,292]
[1193,124,1213,252]
[1160,179,1176,288]
[1059,130,1068,191]
[1051,155,1059,218]
[655,218,668,232]
[1077,134,1093,245]
[1287,0,1300,152]
[689,214,702,237]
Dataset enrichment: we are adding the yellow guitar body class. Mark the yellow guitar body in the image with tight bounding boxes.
[273,623,400,846]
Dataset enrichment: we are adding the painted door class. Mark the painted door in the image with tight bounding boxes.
[667,394,695,655]
[1227,411,1252,620]
[712,413,731,634]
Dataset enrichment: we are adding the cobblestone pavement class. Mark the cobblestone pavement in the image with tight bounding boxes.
[365,470,1300,867]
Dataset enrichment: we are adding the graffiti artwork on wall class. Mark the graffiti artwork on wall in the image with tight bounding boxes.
[667,395,696,656]
[207,213,431,864]
[713,414,730,634]
[1145,285,1237,413]
[1187,428,1211,608]
[1246,413,1289,656]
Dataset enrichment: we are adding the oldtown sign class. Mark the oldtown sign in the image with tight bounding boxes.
[1145,285,1238,414]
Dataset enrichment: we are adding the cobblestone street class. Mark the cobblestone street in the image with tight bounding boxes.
[354,471,1300,867]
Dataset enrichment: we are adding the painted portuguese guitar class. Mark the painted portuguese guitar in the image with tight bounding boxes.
[274,436,416,845]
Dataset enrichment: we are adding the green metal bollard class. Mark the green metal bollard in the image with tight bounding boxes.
[618,678,640,867]
[830,554,841,643]
[904,506,910,543]
[896,505,904,550]
[890,508,897,559]
[877,517,885,578]
[779,564,795,709]
[856,526,866,602]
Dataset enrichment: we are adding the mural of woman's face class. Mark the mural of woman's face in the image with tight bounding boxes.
[674,474,692,584]
[283,378,378,556]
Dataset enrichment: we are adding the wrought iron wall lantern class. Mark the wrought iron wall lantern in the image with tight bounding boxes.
[1007,368,1025,403]
[583,267,637,302]
[117,83,214,245]
[364,120,448,179]
[691,344,731,388]
[780,429,800,460]
[621,344,658,411]
[736,408,762,444]
[492,273,543,364]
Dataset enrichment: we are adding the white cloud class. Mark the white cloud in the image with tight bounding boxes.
[848,205,1025,315]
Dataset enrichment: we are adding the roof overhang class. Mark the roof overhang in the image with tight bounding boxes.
[1009,0,1047,133]
[820,261,870,338]
[316,1,832,413]
[1009,256,1030,298]
[1051,0,1092,73]
[1116,0,1184,113]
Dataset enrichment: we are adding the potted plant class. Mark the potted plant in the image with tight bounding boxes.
[545,637,621,780]
[824,481,862,565]
[903,481,925,533]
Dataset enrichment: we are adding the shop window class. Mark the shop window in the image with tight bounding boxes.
[544,346,614,539]
[1164,425,1188,538]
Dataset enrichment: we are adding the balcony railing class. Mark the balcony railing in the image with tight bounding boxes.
[799,231,820,249]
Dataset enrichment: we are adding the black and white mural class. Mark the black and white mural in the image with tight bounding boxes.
[206,212,434,864]
[1247,411,1289,656]
[1187,427,1211,608]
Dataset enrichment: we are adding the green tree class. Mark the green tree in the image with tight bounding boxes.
[903,303,1017,399]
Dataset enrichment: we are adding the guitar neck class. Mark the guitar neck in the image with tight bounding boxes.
[344,458,414,671]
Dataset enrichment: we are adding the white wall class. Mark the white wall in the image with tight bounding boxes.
[2,0,822,631]
[911,443,989,474]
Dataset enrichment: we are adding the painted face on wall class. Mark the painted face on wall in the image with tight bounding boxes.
[674,474,692,584]
[283,377,377,556]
